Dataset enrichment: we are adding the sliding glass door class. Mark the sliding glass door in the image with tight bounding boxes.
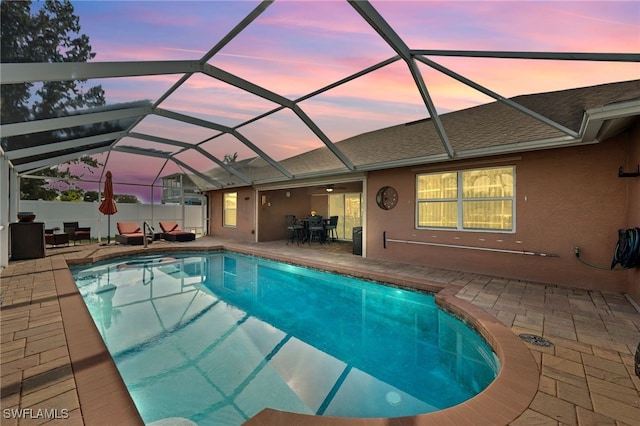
[328,193,361,240]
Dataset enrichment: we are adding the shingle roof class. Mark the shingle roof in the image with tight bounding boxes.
[201,79,640,188]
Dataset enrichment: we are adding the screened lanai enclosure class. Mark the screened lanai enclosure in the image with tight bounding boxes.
[1,0,639,267]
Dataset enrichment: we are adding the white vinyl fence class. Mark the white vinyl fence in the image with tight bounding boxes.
[19,200,206,240]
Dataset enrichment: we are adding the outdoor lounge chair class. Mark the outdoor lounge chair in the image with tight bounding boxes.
[63,221,91,245]
[116,222,146,245]
[159,221,196,242]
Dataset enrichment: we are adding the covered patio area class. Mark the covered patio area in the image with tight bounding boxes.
[1,238,639,425]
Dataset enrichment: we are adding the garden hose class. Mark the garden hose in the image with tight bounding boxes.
[574,227,640,270]
[611,227,640,269]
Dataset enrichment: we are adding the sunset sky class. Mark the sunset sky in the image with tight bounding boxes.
[61,0,639,202]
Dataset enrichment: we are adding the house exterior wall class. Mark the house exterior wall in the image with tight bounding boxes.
[257,187,316,241]
[209,187,257,242]
[205,126,639,302]
[626,122,640,302]
[208,184,364,242]
[366,130,637,295]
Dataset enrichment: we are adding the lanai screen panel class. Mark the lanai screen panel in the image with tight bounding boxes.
[238,108,328,161]
[159,74,281,129]
[298,60,429,144]
[208,1,396,98]
[132,115,219,145]
[72,1,261,62]
[2,0,639,194]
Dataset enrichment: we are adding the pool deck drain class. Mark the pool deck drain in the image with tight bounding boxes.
[2,237,640,425]
[518,334,554,347]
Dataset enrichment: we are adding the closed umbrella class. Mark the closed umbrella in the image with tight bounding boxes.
[99,171,118,245]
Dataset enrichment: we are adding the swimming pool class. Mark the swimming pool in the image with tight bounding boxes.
[71,251,499,425]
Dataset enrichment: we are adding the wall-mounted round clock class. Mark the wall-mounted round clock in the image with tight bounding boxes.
[376,186,398,210]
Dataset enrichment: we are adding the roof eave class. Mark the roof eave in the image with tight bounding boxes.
[581,98,640,142]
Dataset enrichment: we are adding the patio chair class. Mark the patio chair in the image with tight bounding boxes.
[159,221,196,242]
[63,221,91,245]
[115,222,145,245]
[307,215,325,245]
[325,216,339,243]
[286,215,304,245]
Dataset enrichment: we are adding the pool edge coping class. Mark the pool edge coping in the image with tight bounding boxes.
[59,244,539,426]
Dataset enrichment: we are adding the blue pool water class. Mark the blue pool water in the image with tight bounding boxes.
[71,252,499,425]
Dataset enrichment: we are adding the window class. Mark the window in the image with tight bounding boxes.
[417,166,514,231]
[223,192,237,227]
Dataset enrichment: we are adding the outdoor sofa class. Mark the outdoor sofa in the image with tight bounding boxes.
[159,221,196,242]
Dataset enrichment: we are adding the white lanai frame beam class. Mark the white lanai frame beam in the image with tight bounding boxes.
[0,105,151,138]
[112,145,223,189]
[171,158,223,189]
[413,55,581,138]
[410,50,640,62]
[135,1,277,187]
[154,108,293,179]
[200,64,355,171]
[349,0,455,158]
[14,147,108,173]
[411,51,640,137]
[128,132,252,184]
[199,0,275,65]
[0,61,199,84]
[5,131,127,162]
[1,0,638,188]
[135,2,272,163]
[128,132,196,150]
[151,0,256,110]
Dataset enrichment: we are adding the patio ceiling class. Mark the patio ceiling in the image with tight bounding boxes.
[1,0,639,191]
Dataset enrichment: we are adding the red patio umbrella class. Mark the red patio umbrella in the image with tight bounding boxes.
[99,171,118,245]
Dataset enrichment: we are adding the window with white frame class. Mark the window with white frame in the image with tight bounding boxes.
[417,166,515,231]
[223,192,237,227]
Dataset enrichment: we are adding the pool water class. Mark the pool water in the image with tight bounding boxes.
[72,252,499,425]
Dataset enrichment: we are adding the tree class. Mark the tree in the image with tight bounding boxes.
[59,189,84,202]
[223,153,238,164]
[1,0,105,198]
[1,0,105,122]
[114,194,140,204]
[20,171,61,201]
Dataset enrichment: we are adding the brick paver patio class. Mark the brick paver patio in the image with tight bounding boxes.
[1,238,639,425]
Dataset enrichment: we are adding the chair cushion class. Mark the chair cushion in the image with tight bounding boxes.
[159,221,180,232]
[117,222,141,235]
[124,232,144,238]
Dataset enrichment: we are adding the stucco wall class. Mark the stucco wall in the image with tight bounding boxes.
[205,128,639,300]
[209,187,257,242]
[257,187,318,241]
[626,122,640,303]
[366,132,636,294]
[208,183,364,242]
[255,183,363,241]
